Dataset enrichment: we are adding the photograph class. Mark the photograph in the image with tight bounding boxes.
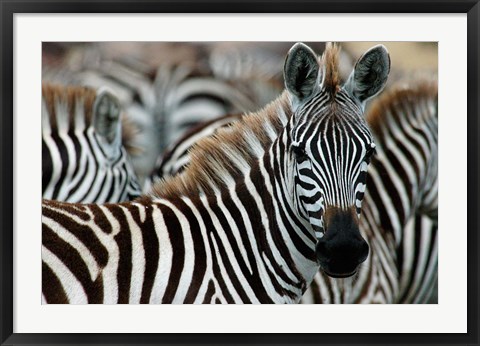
[2,2,478,344]
[41,41,438,304]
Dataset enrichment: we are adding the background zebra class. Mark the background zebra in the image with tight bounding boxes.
[42,42,391,304]
[42,83,142,203]
[147,113,243,188]
[148,77,438,304]
[43,45,160,185]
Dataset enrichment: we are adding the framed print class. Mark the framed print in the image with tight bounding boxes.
[1,1,479,345]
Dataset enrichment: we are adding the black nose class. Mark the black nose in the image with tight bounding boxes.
[315,209,369,278]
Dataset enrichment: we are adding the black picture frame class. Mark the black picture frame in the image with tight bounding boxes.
[1,1,479,345]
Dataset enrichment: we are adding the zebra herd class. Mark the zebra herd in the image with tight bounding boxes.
[41,42,438,304]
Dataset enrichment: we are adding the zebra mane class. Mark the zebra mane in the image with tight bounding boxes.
[42,83,97,130]
[148,92,293,199]
[321,42,341,95]
[366,77,438,141]
[42,83,140,154]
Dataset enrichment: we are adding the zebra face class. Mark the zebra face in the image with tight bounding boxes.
[284,42,389,277]
[290,109,376,277]
[290,108,376,235]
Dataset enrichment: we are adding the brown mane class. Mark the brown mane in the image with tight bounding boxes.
[42,83,97,131]
[321,42,341,95]
[120,114,142,155]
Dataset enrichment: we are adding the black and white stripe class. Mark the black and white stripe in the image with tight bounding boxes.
[42,83,142,203]
[154,61,283,155]
[43,45,160,184]
[147,113,243,189]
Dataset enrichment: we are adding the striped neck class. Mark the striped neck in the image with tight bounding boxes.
[266,128,319,283]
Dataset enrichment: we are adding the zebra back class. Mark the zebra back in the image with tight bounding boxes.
[154,61,283,154]
[147,113,242,188]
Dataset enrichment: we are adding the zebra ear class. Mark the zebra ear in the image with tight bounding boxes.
[284,43,320,103]
[93,88,121,144]
[344,44,390,105]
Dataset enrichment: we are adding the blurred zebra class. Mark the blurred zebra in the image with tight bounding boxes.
[43,45,160,185]
[42,42,390,304]
[42,83,142,203]
[147,113,243,188]
[350,80,438,304]
[149,78,438,303]
[154,62,283,154]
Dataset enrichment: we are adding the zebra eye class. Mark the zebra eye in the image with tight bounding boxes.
[365,147,376,162]
[292,145,308,160]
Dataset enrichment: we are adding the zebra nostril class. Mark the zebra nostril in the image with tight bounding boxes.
[315,239,330,265]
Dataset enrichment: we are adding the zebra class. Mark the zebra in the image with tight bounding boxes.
[43,45,161,185]
[154,58,283,155]
[42,42,391,304]
[42,83,142,203]
[149,75,438,304]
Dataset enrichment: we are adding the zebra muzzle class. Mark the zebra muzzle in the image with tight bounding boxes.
[314,207,369,278]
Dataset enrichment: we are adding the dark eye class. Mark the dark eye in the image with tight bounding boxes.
[292,145,308,160]
[365,146,376,162]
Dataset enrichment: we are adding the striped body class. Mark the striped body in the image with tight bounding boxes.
[43,183,310,304]
[42,43,391,304]
[42,101,313,303]
[42,84,142,203]
[357,82,438,303]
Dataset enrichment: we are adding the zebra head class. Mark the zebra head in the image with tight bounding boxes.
[284,43,390,278]
[42,84,142,202]
[91,88,142,200]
